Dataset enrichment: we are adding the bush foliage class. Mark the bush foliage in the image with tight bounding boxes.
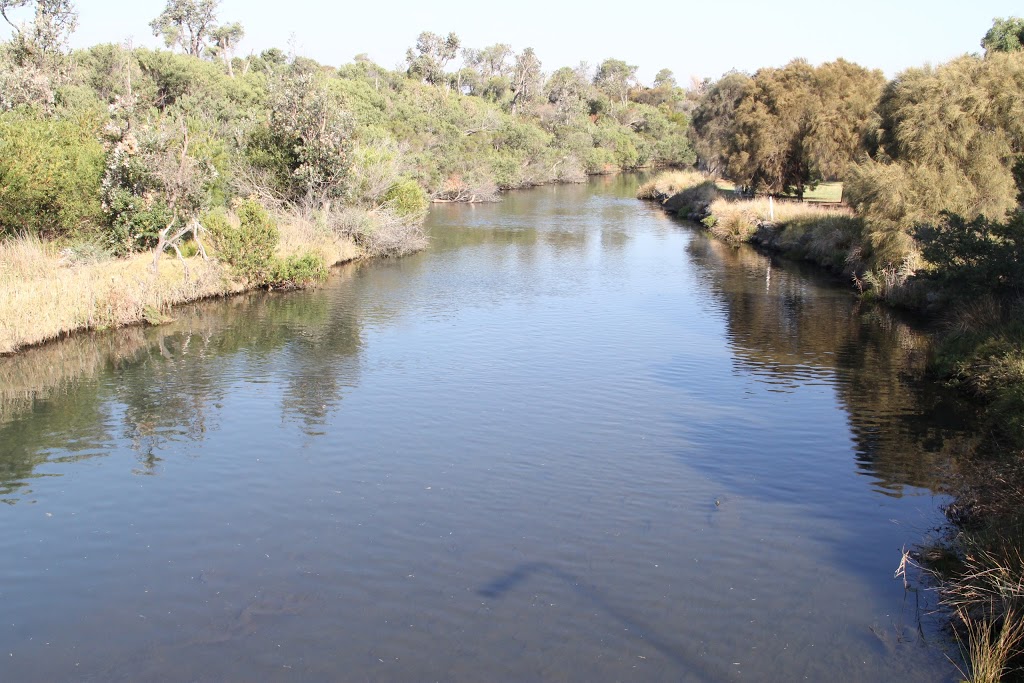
[0,109,105,238]
[204,199,279,284]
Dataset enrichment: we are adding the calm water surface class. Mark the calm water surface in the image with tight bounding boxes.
[0,176,974,681]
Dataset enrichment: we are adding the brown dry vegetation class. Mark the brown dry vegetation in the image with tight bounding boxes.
[0,220,360,355]
[639,170,865,273]
[636,170,709,200]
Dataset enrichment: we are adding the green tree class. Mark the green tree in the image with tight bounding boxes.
[0,0,76,67]
[509,47,541,113]
[209,21,243,76]
[462,43,511,80]
[691,60,882,194]
[405,31,459,86]
[730,59,821,197]
[807,59,884,180]
[593,58,637,105]
[847,52,1024,264]
[982,16,1024,55]
[689,71,750,177]
[150,0,219,57]
[545,64,589,124]
[269,64,354,208]
[653,68,676,89]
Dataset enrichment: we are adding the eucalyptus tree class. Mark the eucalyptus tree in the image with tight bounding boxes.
[209,21,243,76]
[653,68,676,89]
[593,58,637,105]
[462,43,512,80]
[545,64,590,124]
[0,0,77,66]
[405,31,460,86]
[150,0,219,57]
[509,47,542,113]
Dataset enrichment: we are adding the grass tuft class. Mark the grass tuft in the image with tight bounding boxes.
[636,170,709,200]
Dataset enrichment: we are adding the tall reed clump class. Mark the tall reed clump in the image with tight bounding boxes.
[940,540,1024,683]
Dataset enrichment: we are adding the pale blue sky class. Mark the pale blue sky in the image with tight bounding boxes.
[44,0,1024,83]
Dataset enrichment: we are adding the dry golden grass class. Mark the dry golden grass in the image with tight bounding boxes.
[636,170,710,200]
[705,197,859,249]
[709,196,854,226]
[954,606,1024,683]
[929,539,1024,683]
[276,210,361,265]
[0,220,361,355]
[0,236,236,354]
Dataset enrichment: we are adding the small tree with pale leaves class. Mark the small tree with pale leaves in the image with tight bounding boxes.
[269,65,354,210]
[150,0,218,57]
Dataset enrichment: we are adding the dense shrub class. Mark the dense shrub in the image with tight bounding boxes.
[267,251,327,289]
[0,110,105,238]
[205,199,279,284]
[382,178,429,217]
[917,211,1024,295]
[103,187,174,255]
[329,207,427,258]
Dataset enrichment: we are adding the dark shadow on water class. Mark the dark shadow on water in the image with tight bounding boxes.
[478,561,730,681]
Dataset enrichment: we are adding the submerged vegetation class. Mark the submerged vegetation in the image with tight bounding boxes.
[0,0,694,353]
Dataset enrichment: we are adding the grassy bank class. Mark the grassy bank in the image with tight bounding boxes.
[638,171,864,275]
[0,202,430,355]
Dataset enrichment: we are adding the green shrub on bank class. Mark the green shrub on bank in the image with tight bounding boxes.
[104,187,174,256]
[931,310,1024,448]
[0,110,106,239]
[205,200,279,284]
[916,211,1024,296]
[267,252,327,289]
[382,178,429,217]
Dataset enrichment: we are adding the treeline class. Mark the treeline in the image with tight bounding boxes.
[680,26,1024,449]
[688,31,1024,284]
[0,0,694,264]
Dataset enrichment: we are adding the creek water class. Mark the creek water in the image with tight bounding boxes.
[0,175,974,681]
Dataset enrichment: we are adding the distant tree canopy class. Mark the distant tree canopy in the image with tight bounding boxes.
[405,31,459,85]
[593,58,637,105]
[0,18,695,245]
[982,16,1024,55]
[150,0,217,56]
[690,59,884,197]
[653,69,676,89]
[0,0,76,67]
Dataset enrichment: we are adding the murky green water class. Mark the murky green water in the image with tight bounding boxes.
[0,176,974,681]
